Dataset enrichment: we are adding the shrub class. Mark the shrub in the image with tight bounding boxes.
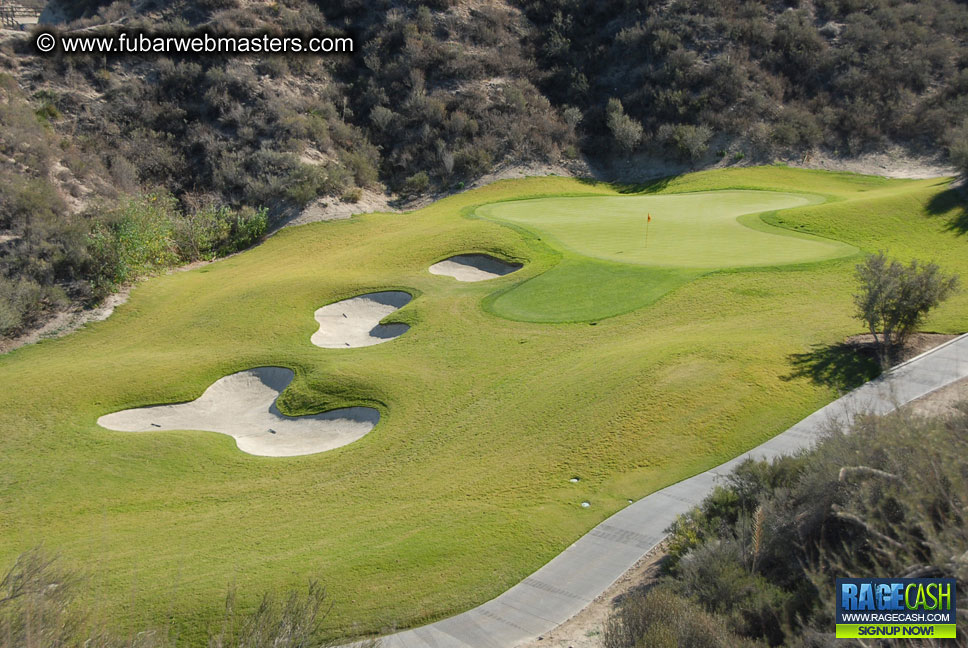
[226,206,268,253]
[0,548,88,648]
[605,98,643,155]
[947,121,968,178]
[173,204,232,262]
[0,547,361,648]
[208,581,332,648]
[0,277,65,337]
[603,586,753,648]
[853,251,959,364]
[87,194,179,293]
[623,398,968,647]
[403,171,431,195]
[455,145,494,178]
[285,164,332,206]
[370,105,395,131]
[658,123,713,162]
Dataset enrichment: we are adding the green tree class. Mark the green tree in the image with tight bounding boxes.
[854,251,959,364]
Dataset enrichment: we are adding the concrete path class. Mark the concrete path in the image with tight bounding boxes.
[374,334,968,648]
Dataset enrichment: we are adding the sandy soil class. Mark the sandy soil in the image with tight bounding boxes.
[469,160,591,190]
[903,376,968,417]
[311,291,412,349]
[843,332,960,365]
[0,287,131,355]
[97,367,379,457]
[788,149,957,180]
[282,189,396,228]
[594,147,956,185]
[428,254,521,282]
[518,544,667,648]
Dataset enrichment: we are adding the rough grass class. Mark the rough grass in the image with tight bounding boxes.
[0,167,965,644]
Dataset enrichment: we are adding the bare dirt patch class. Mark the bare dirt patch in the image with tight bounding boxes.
[283,189,396,228]
[0,287,130,355]
[789,149,957,180]
[518,544,666,648]
[844,332,960,365]
[902,376,968,417]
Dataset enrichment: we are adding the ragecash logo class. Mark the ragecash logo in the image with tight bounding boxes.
[836,578,957,639]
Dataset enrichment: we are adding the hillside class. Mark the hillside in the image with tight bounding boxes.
[2,0,967,339]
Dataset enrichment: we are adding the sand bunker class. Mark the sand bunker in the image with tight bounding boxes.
[428,254,521,282]
[311,291,412,348]
[97,367,378,457]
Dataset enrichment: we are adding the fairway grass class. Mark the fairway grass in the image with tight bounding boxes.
[0,167,965,643]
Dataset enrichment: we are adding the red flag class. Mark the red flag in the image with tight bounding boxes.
[647,213,652,222]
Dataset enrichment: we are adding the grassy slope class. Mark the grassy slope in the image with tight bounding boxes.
[0,167,965,642]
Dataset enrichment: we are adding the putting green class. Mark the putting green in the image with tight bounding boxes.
[477,190,852,268]
[479,190,857,322]
[0,167,965,645]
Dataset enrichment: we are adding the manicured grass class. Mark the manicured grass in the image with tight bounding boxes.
[477,189,857,322]
[0,167,965,644]
[485,259,700,322]
[476,190,851,268]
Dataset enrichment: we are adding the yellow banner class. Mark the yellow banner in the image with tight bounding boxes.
[836,624,956,639]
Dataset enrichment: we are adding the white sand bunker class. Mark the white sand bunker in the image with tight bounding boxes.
[311,291,412,348]
[428,254,521,282]
[97,367,378,457]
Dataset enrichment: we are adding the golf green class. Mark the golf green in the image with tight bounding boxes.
[477,189,859,323]
[0,167,964,644]
[476,190,852,268]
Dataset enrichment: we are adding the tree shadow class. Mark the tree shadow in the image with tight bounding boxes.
[925,188,968,236]
[784,342,881,392]
[575,174,677,194]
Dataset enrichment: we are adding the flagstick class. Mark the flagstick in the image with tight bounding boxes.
[645,214,651,249]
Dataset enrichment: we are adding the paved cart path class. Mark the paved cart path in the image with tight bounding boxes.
[374,334,968,648]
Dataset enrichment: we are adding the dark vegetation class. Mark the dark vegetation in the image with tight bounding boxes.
[3,0,968,338]
[604,401,968,648]
[0,547,358,648]
[521,0,968,164]
[0,72,266,337]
